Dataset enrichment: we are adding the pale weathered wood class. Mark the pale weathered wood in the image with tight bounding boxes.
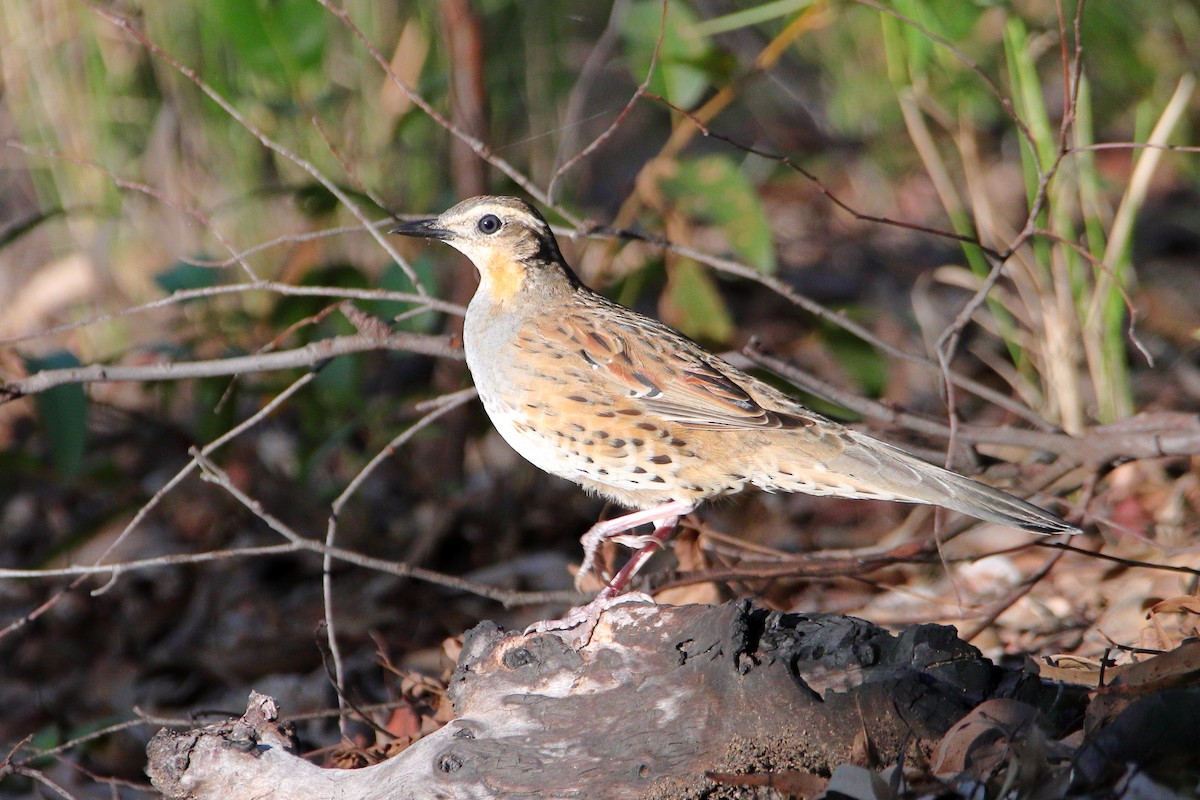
[147,601,998,799]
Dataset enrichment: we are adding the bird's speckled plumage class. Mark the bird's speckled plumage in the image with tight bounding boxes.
[393,195,1078,594]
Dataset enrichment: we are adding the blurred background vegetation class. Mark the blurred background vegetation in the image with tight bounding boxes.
[1,0,1198,796]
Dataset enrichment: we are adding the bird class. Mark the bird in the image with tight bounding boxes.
[391,195,1079,621]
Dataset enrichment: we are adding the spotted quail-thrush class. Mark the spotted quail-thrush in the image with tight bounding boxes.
[392,196,1079,610]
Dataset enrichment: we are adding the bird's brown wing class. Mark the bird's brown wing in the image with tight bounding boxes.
[548,304,819,430]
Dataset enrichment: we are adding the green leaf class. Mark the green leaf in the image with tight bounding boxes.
[204,0,327,81]
[25,351,88,480]
[820,321,888,398]
[661,259,734,344]
[312,350,363,412]
[193,376,238,444]
[691,0,817,36]
[658,154,777,273]
[372,258,439,333]
[623,0,713,108]
[155,259,224,294]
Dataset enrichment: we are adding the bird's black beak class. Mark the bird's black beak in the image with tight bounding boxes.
[388,218,448,239]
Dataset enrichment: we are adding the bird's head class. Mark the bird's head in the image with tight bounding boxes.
[391,195,575,303]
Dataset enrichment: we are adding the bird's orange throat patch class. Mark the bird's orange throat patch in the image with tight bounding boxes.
[479,252,527,303]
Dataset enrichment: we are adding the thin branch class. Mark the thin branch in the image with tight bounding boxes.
[644,93,997,255]
[191,450,583,607]
[0,279,463,348]
[3,140,260,281]
[548,0,646,201]
[960,550,1065,642]
[2,331,458,401]
[548,0,633,201]
[322,386,478,722]
[316,0,584,232]
[86,2,431,295]
[1038,542,1200,578]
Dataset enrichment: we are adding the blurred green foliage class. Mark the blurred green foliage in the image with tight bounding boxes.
[1,0,1197,476]
[24,351,88,481]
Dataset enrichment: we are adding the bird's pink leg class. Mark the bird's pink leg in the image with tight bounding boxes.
[528,500,696,634]
[575,498,697,593]
[594,518,681,601]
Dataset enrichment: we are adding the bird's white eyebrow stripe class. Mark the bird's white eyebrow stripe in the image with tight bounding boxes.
[446,205,543,232]
[505,210,542,228]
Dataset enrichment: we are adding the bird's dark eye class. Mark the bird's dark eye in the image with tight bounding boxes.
[477,214,502,234]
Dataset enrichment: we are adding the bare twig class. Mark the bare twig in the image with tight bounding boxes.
[960,549,1065,642]
[322,386,478,723]
[316,0,584,231]
[549,0,633,201]
[2,331,458,401]
[191,450,582,607]
[1038,542,1200,578]
[4,140,260,281]
[86,3,432,295]
[548,0,646,201]
[0,279,463,348]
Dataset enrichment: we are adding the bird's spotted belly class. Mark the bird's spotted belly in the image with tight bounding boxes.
[479,391,727,499]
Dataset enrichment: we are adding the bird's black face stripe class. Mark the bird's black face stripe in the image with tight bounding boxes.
[531,231,563,265]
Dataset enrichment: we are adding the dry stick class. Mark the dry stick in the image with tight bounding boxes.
[1038,542,1200,579]
[652,234,1053,430]
[1058,0,1087,152]
[86,3,431,296]
[548,0,633,202]
[647,95,995,254]
[960,549,1066,643]
[0,370,318,640]
[0,280,463,349]
[11,767,75,800]
[9,719,152,768]
[548,0,655,202]
[2,330,458,400]
[0,578,92,641]
[190,451,580,607]
[315,0,584,232]
[322,386,478,727]
[310,114,396,219]
[4,139,261,282]
[742,342,1078,458]
[661,533,954,588]
[0,544,302,584]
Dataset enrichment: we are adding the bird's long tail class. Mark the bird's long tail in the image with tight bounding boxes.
[818,432,1079,535]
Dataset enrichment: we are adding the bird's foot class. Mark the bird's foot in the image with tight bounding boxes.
[526,591,655,636]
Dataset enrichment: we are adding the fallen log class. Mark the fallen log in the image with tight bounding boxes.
[144,601,1047,799]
